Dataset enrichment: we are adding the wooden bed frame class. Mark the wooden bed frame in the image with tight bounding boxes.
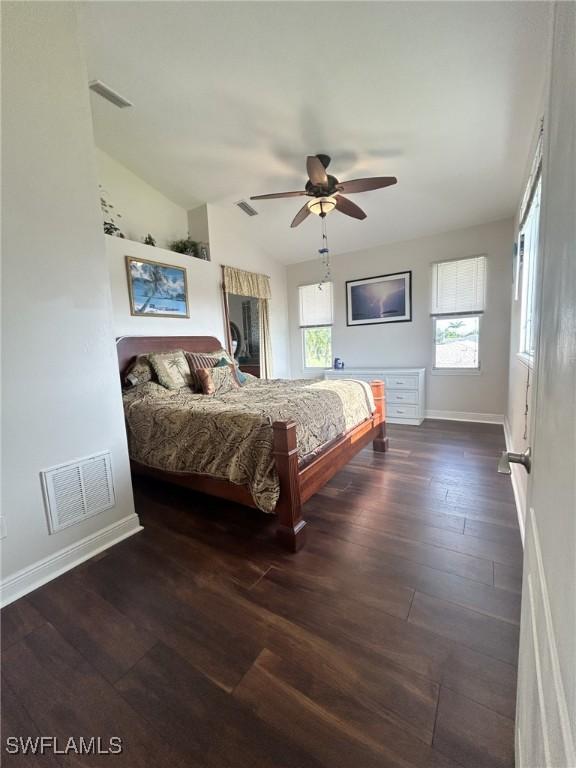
[117,335,388,551]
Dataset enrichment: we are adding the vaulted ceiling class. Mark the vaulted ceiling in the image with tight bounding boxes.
[79,1,550,263]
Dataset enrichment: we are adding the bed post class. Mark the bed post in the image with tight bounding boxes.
[370,380,389,453]
[272,420,307,552]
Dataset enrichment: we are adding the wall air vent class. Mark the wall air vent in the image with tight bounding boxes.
[235,200,258,217]
[41,451,115,534]
[88,80,133,109]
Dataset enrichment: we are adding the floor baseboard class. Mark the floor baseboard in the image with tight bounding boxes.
[425,409,504,424]
[0,514,143,607]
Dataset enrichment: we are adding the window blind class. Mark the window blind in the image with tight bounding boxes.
[431,256,487,315]
[299,282,333,327]
[519,118,543,230]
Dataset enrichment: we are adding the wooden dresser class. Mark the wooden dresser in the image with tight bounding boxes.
[324,367,426,425]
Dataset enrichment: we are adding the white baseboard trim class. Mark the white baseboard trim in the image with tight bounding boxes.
[503,417,526,546]
[425,409,504,424]
[0,514,143,607]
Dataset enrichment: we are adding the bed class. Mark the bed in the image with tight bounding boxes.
[117,335,388,551]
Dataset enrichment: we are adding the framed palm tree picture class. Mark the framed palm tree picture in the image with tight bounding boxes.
[126,256,189,318]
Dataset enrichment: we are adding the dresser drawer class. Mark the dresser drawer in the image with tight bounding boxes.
[386,389,419,405]
[386,404,420,419]
[384,374,419,390]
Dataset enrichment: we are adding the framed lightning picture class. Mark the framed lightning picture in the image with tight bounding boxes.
[346,271,412,326]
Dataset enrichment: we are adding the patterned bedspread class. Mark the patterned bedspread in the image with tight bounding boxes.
[122,377,375,512]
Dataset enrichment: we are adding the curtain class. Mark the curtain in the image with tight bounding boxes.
[222,265,271,299]
[258,298,273,379]
[222,265,273,378]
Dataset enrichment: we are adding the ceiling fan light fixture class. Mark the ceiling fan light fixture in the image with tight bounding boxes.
[307,196,337,217]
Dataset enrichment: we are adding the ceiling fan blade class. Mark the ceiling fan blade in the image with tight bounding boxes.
[335,195,366,220]
[306,156,328,186]
[337,176,397,194]
[290,203,311,228]
[250,191,307,200]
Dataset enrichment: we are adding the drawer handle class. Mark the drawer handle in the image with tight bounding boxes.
[396,409,405,414]
[395,380,405,385]
[396,395,404,400]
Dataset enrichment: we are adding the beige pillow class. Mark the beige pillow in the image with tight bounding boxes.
[197,364,239,396]
[149,350,191,390]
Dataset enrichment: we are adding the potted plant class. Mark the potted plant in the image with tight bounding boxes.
[170,235,198,257]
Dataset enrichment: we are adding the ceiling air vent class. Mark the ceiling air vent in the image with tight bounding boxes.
[88,80,133,109]
[235,200,258,217]
[41,451,115,534]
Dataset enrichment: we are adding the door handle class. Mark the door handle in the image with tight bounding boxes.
[498,448,531,474]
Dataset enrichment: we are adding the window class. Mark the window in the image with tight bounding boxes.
[299,282,333,368]
[518,175,541,363]
[516,120,543,365]
[434,316,480,369]
[431,255,486,370]
[302,327,332,368]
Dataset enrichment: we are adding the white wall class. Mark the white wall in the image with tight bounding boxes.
[107,237,223,339]
[187,204,210,244]
[287,218,514,418]
[106,201,291,378]
[96,147,188,249]
[1,3,139,597]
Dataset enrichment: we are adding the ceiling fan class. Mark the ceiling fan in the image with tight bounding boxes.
[250,154,397,228]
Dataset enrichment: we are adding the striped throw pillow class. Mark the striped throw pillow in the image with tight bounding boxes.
[186,351,220,371]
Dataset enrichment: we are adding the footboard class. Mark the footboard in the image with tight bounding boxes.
[272,380,387,551]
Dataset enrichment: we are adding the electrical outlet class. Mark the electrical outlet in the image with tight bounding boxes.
[0,517,7,539]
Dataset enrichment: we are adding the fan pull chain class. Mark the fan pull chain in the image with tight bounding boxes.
[318,216,331,288]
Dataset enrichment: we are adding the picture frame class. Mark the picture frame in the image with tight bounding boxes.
[346,270,412,326]
[126,256,189,318]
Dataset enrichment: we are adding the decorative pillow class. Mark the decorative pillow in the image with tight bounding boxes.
[186,351,220,371]
[213,356,248,385]
[197,364,239,396]
[149,350,191,390]
[123,355,155,388]
[209,348,236,366]
[185,352,216,392]
[235,367,248,385]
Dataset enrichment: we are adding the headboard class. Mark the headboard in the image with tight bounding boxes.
[116,335,224,376]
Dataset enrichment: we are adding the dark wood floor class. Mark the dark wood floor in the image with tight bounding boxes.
[1,420,522,768]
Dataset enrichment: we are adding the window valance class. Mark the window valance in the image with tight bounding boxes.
[222,265,271,299]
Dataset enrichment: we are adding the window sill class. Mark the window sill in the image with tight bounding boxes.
[431,368,482,376]
[516,352,534,370]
